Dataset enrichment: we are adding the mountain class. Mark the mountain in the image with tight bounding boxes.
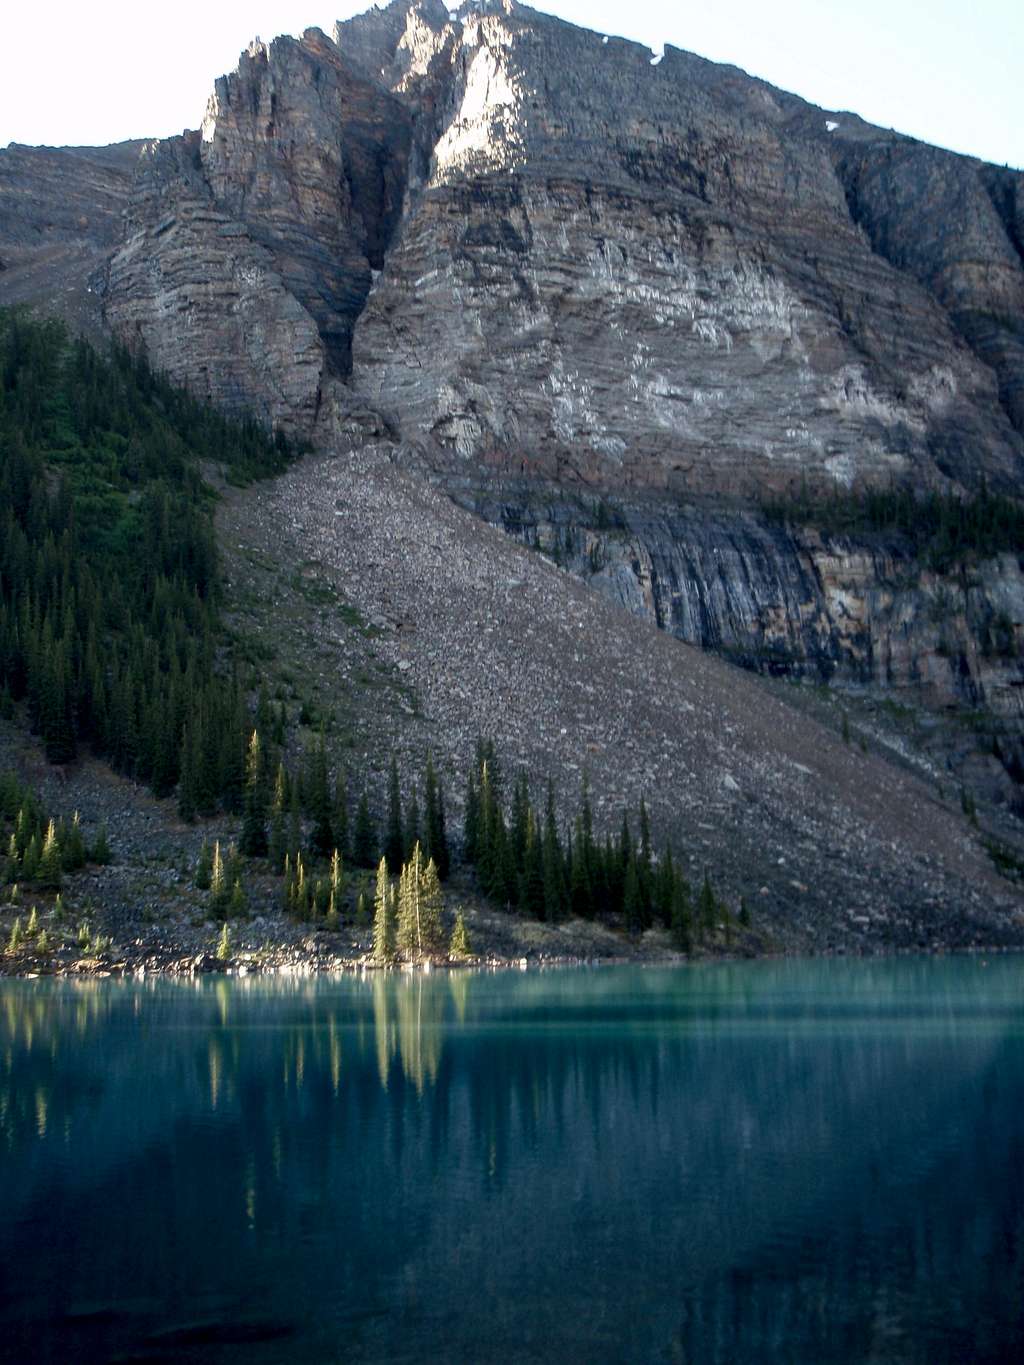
[1,0,1023,947]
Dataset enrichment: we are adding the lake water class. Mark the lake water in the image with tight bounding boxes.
[1,960,1022,1364]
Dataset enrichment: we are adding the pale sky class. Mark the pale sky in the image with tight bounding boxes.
[0,0,1020,168]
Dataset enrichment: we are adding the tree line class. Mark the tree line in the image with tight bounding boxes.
[207,726,738,956]
[0,310,297,803]
[764,480,1024,572]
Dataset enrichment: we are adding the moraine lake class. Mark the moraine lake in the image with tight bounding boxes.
[1,960,1022,1364]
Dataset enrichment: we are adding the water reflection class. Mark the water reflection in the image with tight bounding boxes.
[0,961,1022,1364]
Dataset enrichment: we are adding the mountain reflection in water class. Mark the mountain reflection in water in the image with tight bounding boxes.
[0,960,1022,1364]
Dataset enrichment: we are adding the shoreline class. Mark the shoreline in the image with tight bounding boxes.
[5,939,1022,982]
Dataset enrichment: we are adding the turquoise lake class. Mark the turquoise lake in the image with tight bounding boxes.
[1,959,1022,1363]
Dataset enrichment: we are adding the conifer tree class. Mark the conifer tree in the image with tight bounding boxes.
[7,916,22,953]
[698,872,718,939]
[229,877,247,919]
[287,780,302,864]
[333,770,349,860]
[268,763,287,872]
[37,819,62,891]
[521,811,546,919]
[195,839,213,890]
[623,855,643,935]
[397,841,425,957]
[216,922,231,962]
[210,840,229,916]
[423,753,450,880]
[419,857,444,953]
[385,754,404,873]
[671,878,693,952]
[449,909,470,958]
[64,812,87,871]
[239,729,268,857]
[307,733,334,857]
[330,847,344,901]
[90,824,111,865]
[542,780,565,923]
[463,765,480,865]
[372,856,396,963]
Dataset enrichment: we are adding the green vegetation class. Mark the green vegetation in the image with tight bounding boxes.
[0,310,297,805]
[1,770,99,893]
[765,482,1024,572]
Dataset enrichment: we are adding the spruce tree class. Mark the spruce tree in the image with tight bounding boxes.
[623,855,643,935]
[423,753,450,880]
[698,873,718,940]
[195,839,213,890]
[239,730,268,857]
[449,909,470,958]
[64,812,87,871]
[229,877,247,919]
[216,922,231,962]
[268,763,287,872]
[542,780,565,923]
[671,879,693,952]
[372,856,396,962]
[210,841,229,916]
[463,766,480,865]
[404,787,421,864]
[397,841,425,957]
[419,857,444,953]
[36,820,62,891]
[90,824,111,865]
[307,734,334,857]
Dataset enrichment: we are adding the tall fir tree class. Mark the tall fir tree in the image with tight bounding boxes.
[372,856,396,962]
[239,729,269,857]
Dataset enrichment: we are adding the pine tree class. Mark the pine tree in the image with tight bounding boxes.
[423,753,450,879]
[7,916,22,953]
[671,879,693,952]
[463,765,480,865]
[210,840,229,916]
[307,733,334,857]
[384,754,404,873]
[36,819,62,891]
[229,878,247,919]
[90,824,111,865]
[195,838,213,890]
[520,812,546,919]
[419,857,444,953]
[287,779,302,863]
[268,762,287,872]
[542,780,565,923]
[329,847,344,900]
[63,811,86,871]
[623,854,643,935]
[239,729,268,857]
[397,841,425,957]
[372,856,396,963]
[449,909,470,958]
[698,872,718,940]
[216,922,231,962]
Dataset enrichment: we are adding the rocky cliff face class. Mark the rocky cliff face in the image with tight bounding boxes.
[0,140,143,337]
[2,0,1023,770]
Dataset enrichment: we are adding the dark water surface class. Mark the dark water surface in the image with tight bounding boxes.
[1,959,1022,1364]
